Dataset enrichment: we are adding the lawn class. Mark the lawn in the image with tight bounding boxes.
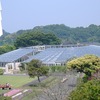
[0,75,35,88]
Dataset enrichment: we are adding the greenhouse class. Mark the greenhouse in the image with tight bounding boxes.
[0,45,100,74]
[24,45,100,66]
[0,48,35,74]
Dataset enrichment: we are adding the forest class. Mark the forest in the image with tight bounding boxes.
[0,24,100,54]
[0,24,100,46]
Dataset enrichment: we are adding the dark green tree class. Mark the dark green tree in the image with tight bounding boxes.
[14,31,61,48]
[27,60,49,82]
[69,79,100,100]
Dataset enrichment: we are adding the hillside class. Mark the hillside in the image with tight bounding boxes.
[0,24,100,46]
[0,30,10,45]
[33,24,100,44]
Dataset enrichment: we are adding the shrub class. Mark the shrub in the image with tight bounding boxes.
[0,69,4,75]
[68,79,100,100]
[0,96,11,100]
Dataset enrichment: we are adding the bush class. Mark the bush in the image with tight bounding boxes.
[82,74,89,82]
[0,96,11,100]
[0,69,4,75]
[50,66,66,73]
[69,79,100,100]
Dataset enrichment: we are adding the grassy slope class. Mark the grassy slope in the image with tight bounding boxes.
[0,75,34,88]
[22,76,59,100]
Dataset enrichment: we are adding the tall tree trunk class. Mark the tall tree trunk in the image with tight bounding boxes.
[37,76,41,82]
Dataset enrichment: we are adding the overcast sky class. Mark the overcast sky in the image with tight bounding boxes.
[1,0,100,33]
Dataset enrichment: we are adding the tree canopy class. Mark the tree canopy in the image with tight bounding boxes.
[35,24,100,44]
[14,31,61,48]
[69,79,100,100]
[27,59,49,82]
[0,44,16,55]
[1,24,100,46]
[67,55,100,77]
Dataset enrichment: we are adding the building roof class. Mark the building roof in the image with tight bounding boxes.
[0,45,100,64]
[24,45,100,64]
[0,48,34,62]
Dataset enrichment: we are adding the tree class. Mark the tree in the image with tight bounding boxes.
[0,44,16,55]
[27,60,49,82]
[68,79,100,100]
[14,31,61,48]
[31,70,77,100]
[34,82,70,100]
[67,55,100,79]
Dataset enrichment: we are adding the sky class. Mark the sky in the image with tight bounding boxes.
[1,0,100,33]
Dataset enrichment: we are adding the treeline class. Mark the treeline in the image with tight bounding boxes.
[1,24,100,46]
[33,24,100,44]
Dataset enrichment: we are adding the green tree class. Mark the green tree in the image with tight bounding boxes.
[27,60,49,82]
[67,55,100,79]
[69,79,100,100]
[0,44,16,55]
[14,31,61,48]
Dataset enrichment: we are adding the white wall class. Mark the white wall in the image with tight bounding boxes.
[3,62,21,74]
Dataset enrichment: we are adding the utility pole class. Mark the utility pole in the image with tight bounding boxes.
[0,0,3,37]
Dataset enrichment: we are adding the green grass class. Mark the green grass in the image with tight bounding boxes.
[0,75,37,95]
[0,75,35,88]
[0,75,59,99]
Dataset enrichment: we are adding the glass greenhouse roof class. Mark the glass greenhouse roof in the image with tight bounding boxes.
[0,45,100,64]
[0,48,34,62]
[24,45,100,64]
